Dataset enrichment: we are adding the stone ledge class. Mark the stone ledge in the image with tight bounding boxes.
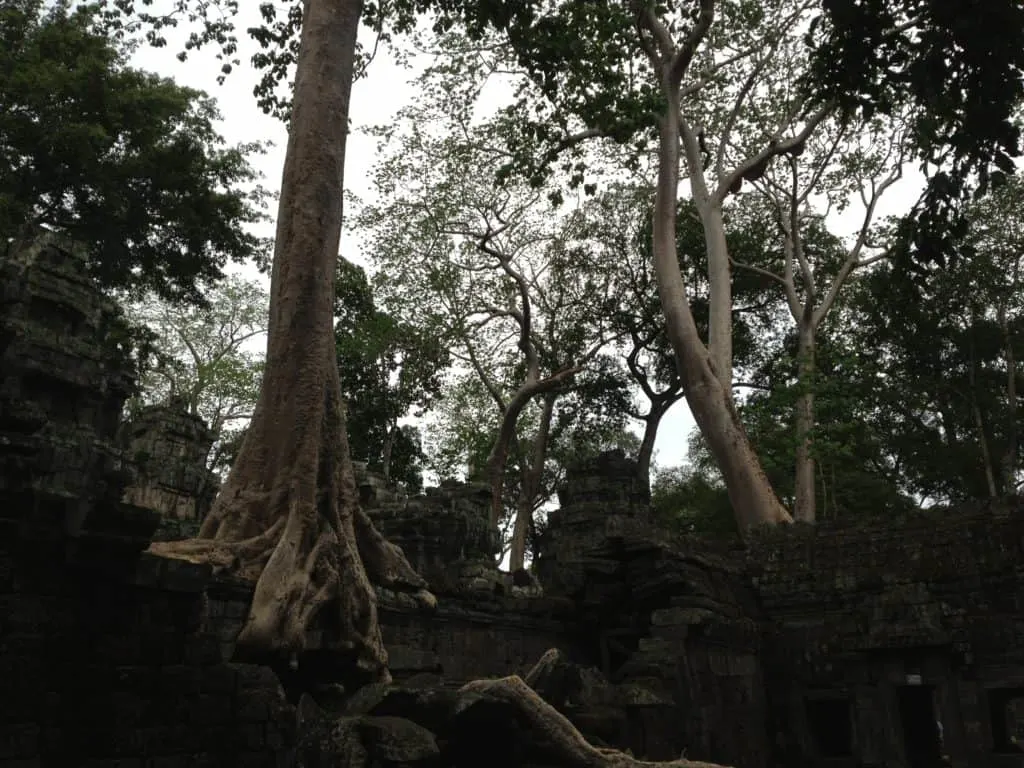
[131,551,213,593]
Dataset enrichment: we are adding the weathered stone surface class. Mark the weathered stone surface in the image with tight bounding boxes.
[0,233,159,553]
[748,502,1024,767]
[297,713,440,768]
[359,468,508,597]
[121,399,219,524]
[9,240,1024,768]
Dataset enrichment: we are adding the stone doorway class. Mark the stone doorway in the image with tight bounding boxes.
[897,685,943,768]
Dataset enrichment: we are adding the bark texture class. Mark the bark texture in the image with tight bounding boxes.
[149,0,432,683]
[648,65,791,530]
[459,673,727,768]
[793,329,816,523]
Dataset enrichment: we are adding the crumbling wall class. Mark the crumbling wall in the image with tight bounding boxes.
[750,504,1024,768]
[0,535,298,767]
[0,234,297,767]
[537,451,768,768]
[122,399,220,525]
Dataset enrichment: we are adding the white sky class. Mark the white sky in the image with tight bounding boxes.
[129,6,925,474]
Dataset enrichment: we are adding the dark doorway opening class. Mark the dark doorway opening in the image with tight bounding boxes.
[987,687,1024,753]
[805,696,853,757]
[897,685,942,768]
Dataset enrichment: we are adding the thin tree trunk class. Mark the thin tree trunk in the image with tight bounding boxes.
[381,421,396,483]
[651,87,791,531]
[150,0,431,680]
[485,368,577,528]
[636,397,677,494]
[1000,304,1018,496]
[967,327,999,497]
[509,393,555,572]
[793,328,816,522]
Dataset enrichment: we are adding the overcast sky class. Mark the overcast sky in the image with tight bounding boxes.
[129,7,924,475]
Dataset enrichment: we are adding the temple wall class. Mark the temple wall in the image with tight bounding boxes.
[750,505,1024,768]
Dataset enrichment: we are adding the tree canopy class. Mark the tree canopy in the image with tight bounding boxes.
[0,0,272,304]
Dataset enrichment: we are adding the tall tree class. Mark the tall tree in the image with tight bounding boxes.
[841,176,1024,504]
[575,183,785,490]
[359,83,620,571]
[0,0,271,304]
[150,0,432,683]
[731,114,909,521]
[112,0,1024,682]
[414,0,1024,532]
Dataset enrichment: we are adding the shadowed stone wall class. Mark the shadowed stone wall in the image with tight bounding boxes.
[750,505,1024,768]
[0,235,297,767]
[122,399,219,524]
[536,452,768,768]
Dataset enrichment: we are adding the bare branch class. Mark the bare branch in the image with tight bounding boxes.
[714,104,832,204]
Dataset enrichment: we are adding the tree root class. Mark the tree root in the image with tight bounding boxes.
[148,385,436,685]
[458,674,728,768]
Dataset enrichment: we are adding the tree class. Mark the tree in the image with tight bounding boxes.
[118,0,1024,692]
[728,329,915,519]
[124,275,268,478]
[359,81,621,571]
[577,184,786,490]
[428,364,639,563]
[411,0,1024,533]
[730,113,909,522]
[0,0,272,304]
[334,256,449,491]
[150,0,433,685]
[839,176,1024,505]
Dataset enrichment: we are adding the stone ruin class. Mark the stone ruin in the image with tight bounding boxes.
[121,398,220,535]
[4,233,1024,767]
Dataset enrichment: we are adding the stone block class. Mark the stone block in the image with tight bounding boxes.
[0,726,38,760]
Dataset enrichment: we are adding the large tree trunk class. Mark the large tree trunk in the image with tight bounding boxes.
[149,0,432,683]
[793,328,816,522]
[652,86,791,531]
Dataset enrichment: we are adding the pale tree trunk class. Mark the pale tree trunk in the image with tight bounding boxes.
[150,0,432,682]
[508,393,555,572]
[701,206,734,394]
[650,82,791,530]
[793,327,816,522]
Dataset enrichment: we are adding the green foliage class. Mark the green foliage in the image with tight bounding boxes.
[334,256,449,492]
[0,0,272,305]
[839,177,1024,503]
[650,463,737,538]
[123,274,268,474]
[735,330,916,517]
